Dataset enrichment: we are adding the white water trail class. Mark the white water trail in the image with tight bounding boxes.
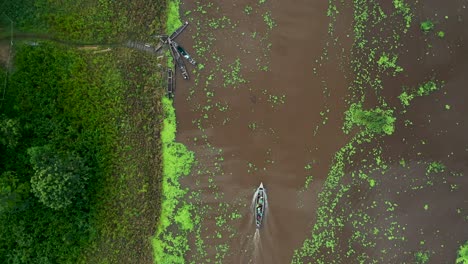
[253,229,261,262]
[251,189,259,211]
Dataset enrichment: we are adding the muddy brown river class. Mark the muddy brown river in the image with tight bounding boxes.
[171,0,468,263]
[174,0,348,262]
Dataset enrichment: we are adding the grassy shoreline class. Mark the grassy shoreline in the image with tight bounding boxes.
[152,1,197,263]
[152,97,195,264]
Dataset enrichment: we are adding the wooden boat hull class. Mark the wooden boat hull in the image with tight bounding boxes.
[254,182,266,229]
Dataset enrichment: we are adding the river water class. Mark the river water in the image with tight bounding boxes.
[173,0,468,263]
[173,0,350,263]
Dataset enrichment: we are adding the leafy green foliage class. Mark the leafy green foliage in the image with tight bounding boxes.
[28,145,88,210]
[0,0,45,30]
[414,251,430,263]
[398,92,414,107]
[166,0,183,35]
[344,103,396,135]
[244,5,253,15]
[263,12,276,30]
[0,171,30,212]
[152,97,195,264]
[2,0,167,262]
[0,115,20,149]
[416,81,438,96]
[2,0,127,42]
[221,58,246,88]
[399,81,442,107]
[393,0,412,31]
[458,241,468,264]
[426,161,445,175]
[0,41,124,263]
[377,53,403,74]
[420,20,434,33]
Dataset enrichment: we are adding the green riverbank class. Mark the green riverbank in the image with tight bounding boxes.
[152,1,196,263]
[1,0,167,263]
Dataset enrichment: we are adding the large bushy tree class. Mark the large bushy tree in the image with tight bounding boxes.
[27,145,88,210]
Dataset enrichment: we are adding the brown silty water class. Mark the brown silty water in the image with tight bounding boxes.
[173,0,352,263]
[172,0,467,263]
[370,1,468,262]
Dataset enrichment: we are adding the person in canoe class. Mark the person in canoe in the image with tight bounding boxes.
[254,183,266,228]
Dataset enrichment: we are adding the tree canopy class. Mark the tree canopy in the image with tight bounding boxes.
[28,145,88,210]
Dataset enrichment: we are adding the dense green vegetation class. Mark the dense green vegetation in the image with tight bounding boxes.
[415,251,430,263]
[420,20,434,33]
[152,2,196,262]
[344,103,396,135]
[399,81,443,107]
[166,0,183,35]
[1,0,168,263]
[458,241,468,264]
[152,97,195,264]
[28,145,89,210]
[1,0,125,42]
[0,40,123,263]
